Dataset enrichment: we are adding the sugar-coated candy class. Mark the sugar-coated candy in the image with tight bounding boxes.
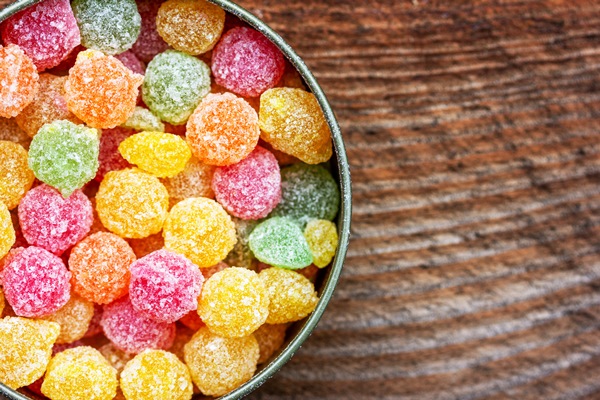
[99,343,134,374]
[115,51,145,76]
[186,93,260,166]
[179,310,205,331]
[249,217,313,270]
[97,168,169,239]
[83,304,103,337]
[119,131,191,178]
[0,288,4,317]
[212,145,281,220]
[101,297,176,354]
[212,27,285,98]
[254,323,288,364]
[128,233,164,259]
[157,0,225,56]
[169,326,195,362]
[41,294,95,344]
[41,346,118,400]
[0,203,15,260]
[121,349,193,400]
[0,45,39,118]
[184,327,259,397]
[199,267,269,338]
[225,218,258,270]
[129,249,204,323]
[163,156,215,207]
[0,141,34,210]
[163,197,235,268]
[69,232,136,304]
[2,246,71,317]
[0,0,80,71]
[201,261,230,280]
[142,50,211,125]
[0,118,30,149]
[259,267,319,324]
[260,139,300,166]
[72,0,141,55]
[28,120,99,197]
[259,88,332,164]
[95,127,135,182]
[132,0,170,63]
[122,107,165,132]
[65,50,144,129]
[304,219,338,268]
[19,185,92,254]
[0,317,60,389]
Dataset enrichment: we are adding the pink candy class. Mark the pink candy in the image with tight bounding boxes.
[95,128,135,181]
[115,51,145,75]
[131,0,170,63]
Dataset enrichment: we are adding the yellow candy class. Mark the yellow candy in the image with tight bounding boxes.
[184,327,259,397]
[163,197,235,267]
[119,131,191,178]
[97,168,169,239]
[0,201,15,259]
[162,156,215,207]
[41,294,95,344]
[98,343,134,374]
[304,219,338,268]
[0,141,35,210]
[121,349,193,400]
[254,323,288,364]
[258,267,319,324]
[0,317,60,389]
[121,107,165,132]
[199,267,269,338]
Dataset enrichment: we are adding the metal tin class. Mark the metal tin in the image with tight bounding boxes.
[0,1,351,399]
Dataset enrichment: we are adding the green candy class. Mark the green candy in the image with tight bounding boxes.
[121,107,165,132]
[28,120,99,197]
[249,217,313,270]
[142,50,211,126]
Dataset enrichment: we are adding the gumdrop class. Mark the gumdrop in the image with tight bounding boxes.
[0,117,30,149]
[115,51,145,75]
[41,294,95,344]
[122,107,165,132]
[95,127,135,182]
[304,219,338,268]
[131,0,170,63]
[163,156,215,207]
[0,44,39,118]
[0,203,15,260]
[98,343,134,373]
[225,217,258,270]
[128,233,164,259]
[0,141,34,210]
[254,323,288,364]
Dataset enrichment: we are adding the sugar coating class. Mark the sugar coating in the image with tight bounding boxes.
[121,349,193,400]
[119,131,191,178]
[212,145,281,220]
[225,218,258,270]
[142,50,211,125]
[202,261,230,280]
[0,203,15,261]
[259,88,332,164]
[0,118,31,149]
[28,120,99,197]
[122,107,165,132]
[65,50,144,129]
[83,303,103,337]
[184,327,259,397]
[129,249,204,323]
[260,139,300,166]
[163,197,236,267]
[99,343,134,373]
[169,325,195,362]
[163,156,215,207]
[157,0,225,55]
[0,0,80,71]
[0,141,34,210]
[254,323,288,364]
[95,127,135,182]
[249,217,313,270]
[199,267,269,338]
[41,346,118,400]
[128,233,164,259]
[101,297,176,354]
[115,51,145,75]
[179,310,205,331]
[0,317,60,389]
[304,220,339,268]
[132,0,170,63]
[97,168,169,239]
[69,232,136,304]
[0,45,39,118]
[41,294,95,344]
[212,27,285,98]
[71,0,141,55]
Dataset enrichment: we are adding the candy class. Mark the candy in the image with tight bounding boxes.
[95,127,135,182]
[28,120,99,197]
[156,0,225,55]
[65,50,144,129]
[169,326,195,362]
[163,156,215,207]
[131,0,170,63]
[212,145,281,220]
[129,249,204,323]
[96,168,169,239]
[41,294,95,344]
[0,45,39,118]
[98,343,134,373]
[0,288,4,317]
[249,217,313,270]
[179,310,204,331]
[184,327,259,397]
[69,232,136,304]
[225,217,257,269]
[260,139,300,166]
[0,118,30,149]
[163,197,235,268]
[254,323,288,364]
[201,261,229,280]
[259,88,333,164]
[83,304,103,337]
[122,107,165,132]
[119,131,191,178]
[71,0,141,55]
[41,346,118,400]
[304,219,339,268]
[198,267,269,338]
[0,141,34,210]
[128,233,164,259]
[0,317,60,389]
[115,51,145,76]
[212,27,285,98]
[120,350,193,400]
[19,185,93,254]
[142,50,211,125]
[0,0,80,71]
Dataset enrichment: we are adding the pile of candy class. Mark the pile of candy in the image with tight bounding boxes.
[0,0,340,398]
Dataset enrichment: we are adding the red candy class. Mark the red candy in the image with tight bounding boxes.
[131,0,170,63]
[95,128,135,182]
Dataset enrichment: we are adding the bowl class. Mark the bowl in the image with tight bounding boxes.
[0,0,352,399]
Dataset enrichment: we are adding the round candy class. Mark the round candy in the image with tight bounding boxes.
[186,93,260,166]
[128,233,164,259]
[163,156,215,207]
[71,0,141,55]
[129,249,204,323]
[69,232,136,304]
[95,127,135,182]
[260,139,300,166]
[0,141,34,210]
[224,218,257,270]
[83,304,103,338]
[142,50,211,125]
[198,267,269,338]
[0,44,39,118]
[0,117,31,149]
[212,27,285,98]
[99,343,134,374]
[122,107,165,132]
[2,246,71,318]
[179,310,205,331]
[156,0,225,56]
[96,168,169,239]
[115,51,145,75]
[41,294,95,344]
[163,197,235,268]
[304,219,338,268]
[201,261,230,280]
[259,88,332,164]
[254,323,288,364]
[212,145,281,220]
[131,0,170,63]
[169,326,195,362]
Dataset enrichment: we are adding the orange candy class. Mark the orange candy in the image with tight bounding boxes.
[0,45,39,118]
